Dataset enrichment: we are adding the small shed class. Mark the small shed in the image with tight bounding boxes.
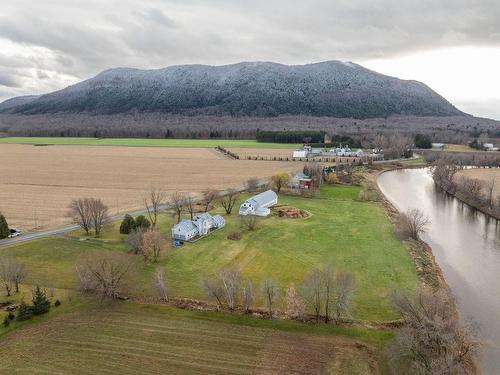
[239,190,278,217]
[291,172,313,190]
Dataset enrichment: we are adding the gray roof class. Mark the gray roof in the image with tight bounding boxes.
[174,219,197,232]
[194,212,212,222]
[212,215,225,227]
[246,190,278,207]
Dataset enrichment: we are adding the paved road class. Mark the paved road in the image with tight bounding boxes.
[0,180,266,248]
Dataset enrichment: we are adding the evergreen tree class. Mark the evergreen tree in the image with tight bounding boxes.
[135,215,151,230]
[16,301,34,321]
[119,214,136,234]
[0,213,9,239]
[32,285,51,315]
[414,134,432,149]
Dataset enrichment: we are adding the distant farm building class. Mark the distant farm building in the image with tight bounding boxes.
[432,143,446,150]
[172,212,225,241]
[291,172,313,190]
[239,190,278,217]
[483,143,499,151]
[292,144,364,158]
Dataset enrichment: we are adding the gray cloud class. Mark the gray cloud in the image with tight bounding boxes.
[0,73,20,88]
[0,0,500,116]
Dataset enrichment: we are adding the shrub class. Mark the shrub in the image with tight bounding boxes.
[270,172,291,193]
[240,216,259,231]
[32,285,51,315]
[16,301,33,321]
[135,215,151,230]
[324,173,340,185]
[54,299,61,307]
[119,214,136,234]
[3,315,9,328]
[0,213,9,239]
[7,312,15,320]
[227,231,242,241]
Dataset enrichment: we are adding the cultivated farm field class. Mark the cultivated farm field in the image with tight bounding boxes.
[457,168,500,196]
[0,144,301,230]
[0,302,383,374]
[228,147,297,159]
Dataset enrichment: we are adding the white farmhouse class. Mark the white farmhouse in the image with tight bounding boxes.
[172,212,225,241]
[239,190,278,217]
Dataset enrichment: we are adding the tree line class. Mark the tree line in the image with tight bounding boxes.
[2,113,499,145]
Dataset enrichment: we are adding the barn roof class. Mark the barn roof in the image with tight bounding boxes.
[246,190,278,207]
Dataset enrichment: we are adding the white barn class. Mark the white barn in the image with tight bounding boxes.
[172,212,225,241]
[239,190,278,217]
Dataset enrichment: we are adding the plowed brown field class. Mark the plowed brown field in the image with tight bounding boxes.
[457,168,500,196]
[0,144,301,230]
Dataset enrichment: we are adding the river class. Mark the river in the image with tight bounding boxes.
[378,168,500,374]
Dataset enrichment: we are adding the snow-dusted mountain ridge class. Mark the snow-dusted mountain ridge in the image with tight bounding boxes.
[0,61,464,118]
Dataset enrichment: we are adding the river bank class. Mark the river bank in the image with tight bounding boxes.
[377,167,500,374]
[437,167,500,221]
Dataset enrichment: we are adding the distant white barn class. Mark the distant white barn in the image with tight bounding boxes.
[172,212,225,241]
[239,190,278,217]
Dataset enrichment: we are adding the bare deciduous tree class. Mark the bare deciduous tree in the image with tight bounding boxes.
[323,265,334,323]
[261,278,279,318]
[431,158,463,194]
[333,272,355,323]
[143,185,167,228]
[88,198,109,236]
[11,261,26,293]
[202,276,225,309]
[241,279,254,313]
[67,198,93,235]
[285,283,305,320]
[186,194,195,220]
[202,189,218,212]
[127,228,145,255]
[388,288,480,375]
[141,230,165,263]
[485,177,496,209]
[240,215,258,231]
[0,256,15,296]
[246,178,259,192]
[401,208,431,240]
[170,192,186,223]
[300,268,323,321]
[221,189,239,215]
[218,268,240,311]
[75,250,136,299]
[152,267,168,301]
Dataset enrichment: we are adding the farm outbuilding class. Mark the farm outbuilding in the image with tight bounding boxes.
[239,190,278,217]
[291,172,313,190]
[172,213,225,241]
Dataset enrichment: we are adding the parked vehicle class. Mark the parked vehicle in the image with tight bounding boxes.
[8,228,21,238]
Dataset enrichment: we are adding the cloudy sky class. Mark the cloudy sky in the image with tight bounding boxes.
[1,0,500,119]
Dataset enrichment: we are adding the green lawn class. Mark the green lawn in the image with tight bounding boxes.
[0,137,301,149]
[1,185,417,321]
[0,301,389,374]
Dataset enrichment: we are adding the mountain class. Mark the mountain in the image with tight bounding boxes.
[0,61,465,118]
[0,95,40,112]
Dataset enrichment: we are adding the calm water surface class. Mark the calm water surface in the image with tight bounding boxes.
[378,168,500,374]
